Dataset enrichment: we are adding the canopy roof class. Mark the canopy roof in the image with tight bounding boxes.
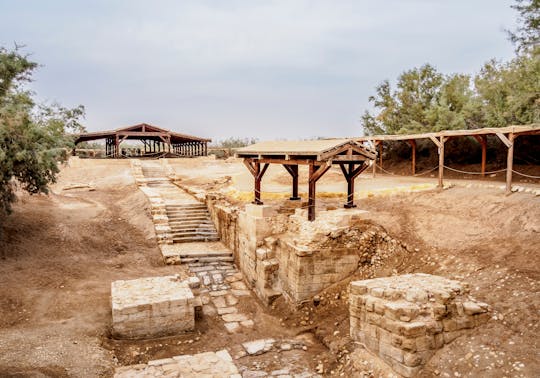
[355,124,540,142]
[236,139,376,162]
[73,123,211,144]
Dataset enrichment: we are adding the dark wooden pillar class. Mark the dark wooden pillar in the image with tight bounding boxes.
[339,162,369,208]
[408,139,416,175]
[372,140,380,178]
[115,135,119,158]
[473,135,487,177]
[283,164,300,200]
[378,142,383,171]
[308,163,331,221]
[244,160,269,205]
[204,142,208,156]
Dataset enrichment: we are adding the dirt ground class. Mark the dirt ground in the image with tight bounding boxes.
[0,157,539,377]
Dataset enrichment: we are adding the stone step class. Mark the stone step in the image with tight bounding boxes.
[179,250,232,258]
[166,203,207,208]
[168,220,214,225]
[166,208,210,216]
[171,232,219,239]
[165,205,208,211]
[171,229,217,234]
[167,217,210,223]
[180,256,234,263]
[169,224,217,233]
[173,236,221,243]
[167,213,210,219]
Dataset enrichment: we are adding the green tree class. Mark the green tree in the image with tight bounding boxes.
[507,0,540,53]
[0,47,85,225]
[361,64,478,135]
[214,137,258,149]
[475,55,540,127]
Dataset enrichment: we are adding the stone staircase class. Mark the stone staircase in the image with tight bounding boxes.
[166,203,220,243]
[141,163,166,178]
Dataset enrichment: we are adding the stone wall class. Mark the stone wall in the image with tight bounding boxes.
[111,275,195,339]
[349,274,490,377]
[201,192,410,306]
[197,189,406,305]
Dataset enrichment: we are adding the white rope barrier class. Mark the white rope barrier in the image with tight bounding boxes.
[443,166,507,175]
[512,170,540,179]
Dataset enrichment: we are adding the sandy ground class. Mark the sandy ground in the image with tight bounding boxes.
[0,157,539,377]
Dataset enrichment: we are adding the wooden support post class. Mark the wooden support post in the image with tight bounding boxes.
[506,133,515,194]
[308,163,331,221]
[283,164,300,200]
[204,143,208,156]
[378,142,383,171]
[408,139,416,175]
[372,141,380,178]
[438,136,445,188]
[473,135,487,177]
[115,135,119,158]
[339,162,369,208]
[244,160,269,205]
[428,135,445,188]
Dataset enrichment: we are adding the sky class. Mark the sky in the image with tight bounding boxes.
[0,0,518,141]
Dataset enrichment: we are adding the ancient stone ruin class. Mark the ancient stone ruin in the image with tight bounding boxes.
[111,275,196,339]
[349,273,490,377]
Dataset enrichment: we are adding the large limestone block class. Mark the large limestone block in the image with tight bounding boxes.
[349,274,490,377]
[111,275,195,339]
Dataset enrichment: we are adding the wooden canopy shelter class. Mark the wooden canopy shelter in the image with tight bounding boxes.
[236,139,376,221]
[356,124,540,194]
[73,123,211,158]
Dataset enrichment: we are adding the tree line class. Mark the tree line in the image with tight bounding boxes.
[361,0,539,135]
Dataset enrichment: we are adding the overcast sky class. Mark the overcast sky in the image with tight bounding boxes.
[0,0,517,140]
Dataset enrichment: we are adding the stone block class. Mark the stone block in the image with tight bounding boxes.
[245,204,275,218]
[111,275,195,339]
[349,274,490,378]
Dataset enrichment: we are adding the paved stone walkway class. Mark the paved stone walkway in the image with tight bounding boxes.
[190,261,255,333]
[114,349,240,378]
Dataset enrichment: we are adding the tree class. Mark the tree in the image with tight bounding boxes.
[213,137,258,149]
[361,64,479,135]
[0,47,85,226]
[507,0,540,53]
[475,55,540,128]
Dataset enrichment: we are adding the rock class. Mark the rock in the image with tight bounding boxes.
[231,281,248,290]
[222,313,249,322]
[280,343,292,351]
[217,306,238,315]
[224,322,241,334]
[226,294,239,306]
[231,289,251,297]
[242,371,267,378]
[242,340,267,355]
[212,296,227,308]
[241,319,255,328]
[242,339,275,355]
